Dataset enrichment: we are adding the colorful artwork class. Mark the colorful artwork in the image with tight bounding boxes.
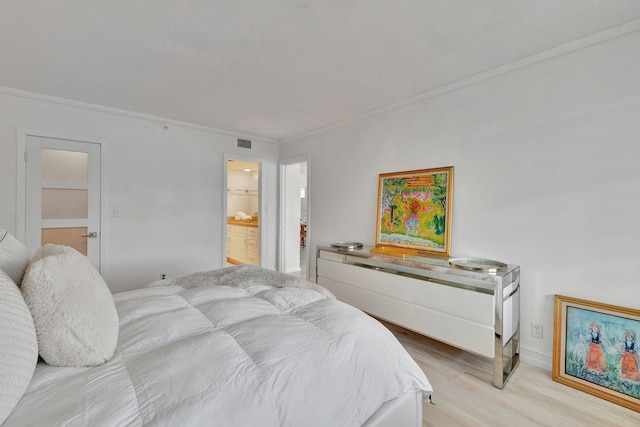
[554,295,640,412]
[376,167,453,255]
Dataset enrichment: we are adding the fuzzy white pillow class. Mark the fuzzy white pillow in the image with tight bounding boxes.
[0,270,38,424]
[0,229,31,286]
[21,244,119,367]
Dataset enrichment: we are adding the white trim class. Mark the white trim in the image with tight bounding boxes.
[278,155,311,277]
[520,345,552,372]
[16,129,26,240]
[99,141,109,283]
[282,18,640,143]
[1,86,278,145]
[222,156,229,267]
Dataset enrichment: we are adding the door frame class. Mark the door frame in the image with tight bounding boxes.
[222,153,263,268]
[278,155,311,278]
[16,128,109,274]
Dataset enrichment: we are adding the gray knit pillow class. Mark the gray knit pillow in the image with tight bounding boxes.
[0,270,38,424]
[0,229,31,286]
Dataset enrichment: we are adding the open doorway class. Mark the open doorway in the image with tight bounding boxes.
[279,158,309,279]
[226,159,260,266]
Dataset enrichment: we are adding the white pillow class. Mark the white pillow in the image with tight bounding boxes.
[0,229,31,286]
[21,245,119,367]
[0,270,38,425]
[30,242,78,260]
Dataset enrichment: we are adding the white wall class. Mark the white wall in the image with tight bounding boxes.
[280,31,640,369]
[0,90,279,293]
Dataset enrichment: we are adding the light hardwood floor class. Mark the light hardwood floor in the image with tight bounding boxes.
[383,321,640,427]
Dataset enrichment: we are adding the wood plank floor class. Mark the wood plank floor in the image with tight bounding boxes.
[384,321,640,427]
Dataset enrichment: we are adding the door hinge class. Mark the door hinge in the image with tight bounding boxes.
[24,151,27,162]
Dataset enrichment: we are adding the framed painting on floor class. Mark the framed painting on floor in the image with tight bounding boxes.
[553,295,640,412]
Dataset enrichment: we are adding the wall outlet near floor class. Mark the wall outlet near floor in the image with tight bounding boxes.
[531,322,543,339]
[161,274,166,280]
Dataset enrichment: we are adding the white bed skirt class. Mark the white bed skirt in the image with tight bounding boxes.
[362,391,423,427]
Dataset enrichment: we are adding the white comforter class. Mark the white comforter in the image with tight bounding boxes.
[6,265,432,426]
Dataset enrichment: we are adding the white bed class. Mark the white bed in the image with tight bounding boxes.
[0,233,432,427]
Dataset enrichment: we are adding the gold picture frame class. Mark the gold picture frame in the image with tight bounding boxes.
[553,295,640,412]
[375,166,453,256]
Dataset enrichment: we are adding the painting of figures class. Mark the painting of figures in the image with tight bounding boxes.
[554,295,640,412]
[375,167,453,256]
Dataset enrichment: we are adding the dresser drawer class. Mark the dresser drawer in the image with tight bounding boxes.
[412,306,495,358]
[317,258,412,302]
[412,281,494,326]
[318,277,412,327]
[319,250,346,262]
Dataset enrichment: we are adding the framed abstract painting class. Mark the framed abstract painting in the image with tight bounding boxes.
[375,166,453,256]
[553,295,640,412]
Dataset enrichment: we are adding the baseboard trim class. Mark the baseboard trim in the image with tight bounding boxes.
[520,345,552,371]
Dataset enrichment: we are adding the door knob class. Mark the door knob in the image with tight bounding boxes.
[81,232,98,238]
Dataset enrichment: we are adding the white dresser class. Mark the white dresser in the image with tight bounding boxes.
[316,245,520,388]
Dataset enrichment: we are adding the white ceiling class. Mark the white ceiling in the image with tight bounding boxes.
[2,1,640,141]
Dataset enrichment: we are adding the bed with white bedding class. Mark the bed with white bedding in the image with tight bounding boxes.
[0,232,432,427]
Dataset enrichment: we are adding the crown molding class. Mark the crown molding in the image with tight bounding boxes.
[0,86,279,145]
[282,18,640,143]
[3,17,639,145]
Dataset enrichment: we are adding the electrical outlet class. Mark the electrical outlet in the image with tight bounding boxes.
[161,274,166,280]
[531,322,543,339]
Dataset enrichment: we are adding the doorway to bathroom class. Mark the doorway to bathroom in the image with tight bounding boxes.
[226,159,261,267]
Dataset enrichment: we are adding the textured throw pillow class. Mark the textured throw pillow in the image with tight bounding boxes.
[21,245,119,367]
[29,242,78,261]
[0,229,31,286]
[0,270,38,425]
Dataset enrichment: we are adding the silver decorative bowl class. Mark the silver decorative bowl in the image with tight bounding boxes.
[448,257,507,273]
[330,241,364,251]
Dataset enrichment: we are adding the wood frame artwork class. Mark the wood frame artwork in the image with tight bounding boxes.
[375,166,453,256]
[553,295,640,412]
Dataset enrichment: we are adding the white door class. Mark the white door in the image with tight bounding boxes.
[25,136,101,269]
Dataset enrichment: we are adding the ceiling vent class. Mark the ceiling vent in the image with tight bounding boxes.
[237,138,252,149]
